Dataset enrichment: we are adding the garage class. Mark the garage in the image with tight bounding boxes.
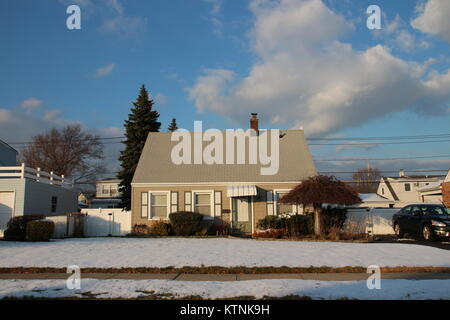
[0,191,14,236]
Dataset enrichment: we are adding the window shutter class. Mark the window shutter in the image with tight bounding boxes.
[141,192,148,218]
[214,191,222,217]
[171,192,178,213]
[185,191,192,211]
[266,191,274,215]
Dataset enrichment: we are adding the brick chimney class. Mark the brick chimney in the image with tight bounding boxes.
[399,169,405,177]
[250,113,259,133]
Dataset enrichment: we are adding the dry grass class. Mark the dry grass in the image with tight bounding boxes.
[0,266,449,274]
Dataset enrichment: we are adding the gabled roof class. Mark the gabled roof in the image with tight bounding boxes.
[0,138,18,154]
[132,130,317,184]
[381,177,399,201]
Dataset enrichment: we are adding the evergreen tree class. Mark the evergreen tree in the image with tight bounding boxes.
[118,85,161,210]
[168,118,178,132]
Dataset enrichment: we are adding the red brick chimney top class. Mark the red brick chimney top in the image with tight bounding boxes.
[250,113,259,132]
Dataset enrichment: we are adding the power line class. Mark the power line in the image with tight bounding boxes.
[7,132,450,146]
[313,154,450,162]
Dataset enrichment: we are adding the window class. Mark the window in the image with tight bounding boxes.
[381,188,384,195]
[274,190,296,215]
[51,196,57,213]
[194,193,211,216]
[402,206,412,215]
[110,185,117,196]
[102,184,109,195]
[141,192,148,218]
[404,183,411,191]
[149,192,169,218]
[275,191,292,215]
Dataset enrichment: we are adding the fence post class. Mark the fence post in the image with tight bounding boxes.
[36,167,41,182]
[20,163,25,179]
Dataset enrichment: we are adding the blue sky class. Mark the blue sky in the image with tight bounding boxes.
[1,0,449,176]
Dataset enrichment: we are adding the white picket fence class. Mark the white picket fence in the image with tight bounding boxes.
[344,208,398,235]
[46,209,131,238]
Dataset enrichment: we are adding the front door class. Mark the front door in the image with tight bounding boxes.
[232,196,252,234]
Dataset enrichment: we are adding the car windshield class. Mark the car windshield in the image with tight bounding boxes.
[419,205,449,216]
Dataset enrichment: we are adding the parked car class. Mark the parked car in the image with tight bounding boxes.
[392,204,450,241]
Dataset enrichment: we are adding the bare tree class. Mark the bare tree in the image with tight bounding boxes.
[21,125,105,184]
[351,166,381,193]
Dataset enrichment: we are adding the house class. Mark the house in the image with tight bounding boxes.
[352,193,395,208]
[0,163,78,235]
[376,170,447,207]
[90,178,122,208]
[443,171,450,206]
[131,114,317,234]
[0,139,18,166]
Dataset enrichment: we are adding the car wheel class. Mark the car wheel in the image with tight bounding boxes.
[422,226,434,242]
[394,223,404,238]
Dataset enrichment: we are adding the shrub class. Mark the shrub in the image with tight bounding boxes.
[282,215,313,237]
[325,226,368,241]
[169,211,203,236]
[256,215,281,230]
[132,224,151,236]
[253,229,283,239]
[26,220,55,241]
[208,221,231,236]
[320,207,347,234]
[150,220,171,236]
[3,215,45,241]
[256,215,313,238]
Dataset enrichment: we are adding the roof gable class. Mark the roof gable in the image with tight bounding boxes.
[132,129,317,184]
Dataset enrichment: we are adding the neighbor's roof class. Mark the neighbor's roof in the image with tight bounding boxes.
[359,193,393,203]
[132,130,317,184]
[0,138,18,154]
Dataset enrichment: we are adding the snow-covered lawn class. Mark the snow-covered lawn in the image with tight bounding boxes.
[1,279,449,300]
[1,238,449,268]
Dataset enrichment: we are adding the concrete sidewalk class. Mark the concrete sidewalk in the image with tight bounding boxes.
[1,273,450,281]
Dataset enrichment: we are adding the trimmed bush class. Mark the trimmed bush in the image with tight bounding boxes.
[256,214,314,238]
[150,220,171,236]
[3,215,45,241]
[256,216,281,230]
[169,211,203,236]
[26,220,54,241]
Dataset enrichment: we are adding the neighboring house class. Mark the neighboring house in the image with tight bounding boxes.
[91,178,122,209]
[443,171,450,207]
[376,170,447,207]
[352,193,395,208]
[0,163,78,235]
[0,139,18,166]
[131,114,317,234]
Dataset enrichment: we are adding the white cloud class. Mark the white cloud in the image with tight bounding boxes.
[43,109,63,121]
[20,98,43,113]
[99,0,147,37]
[188,0,450,136]
[335,141,380,153]
[411,0,450,43]
[94,63,116,78]
[154,93,168,105]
